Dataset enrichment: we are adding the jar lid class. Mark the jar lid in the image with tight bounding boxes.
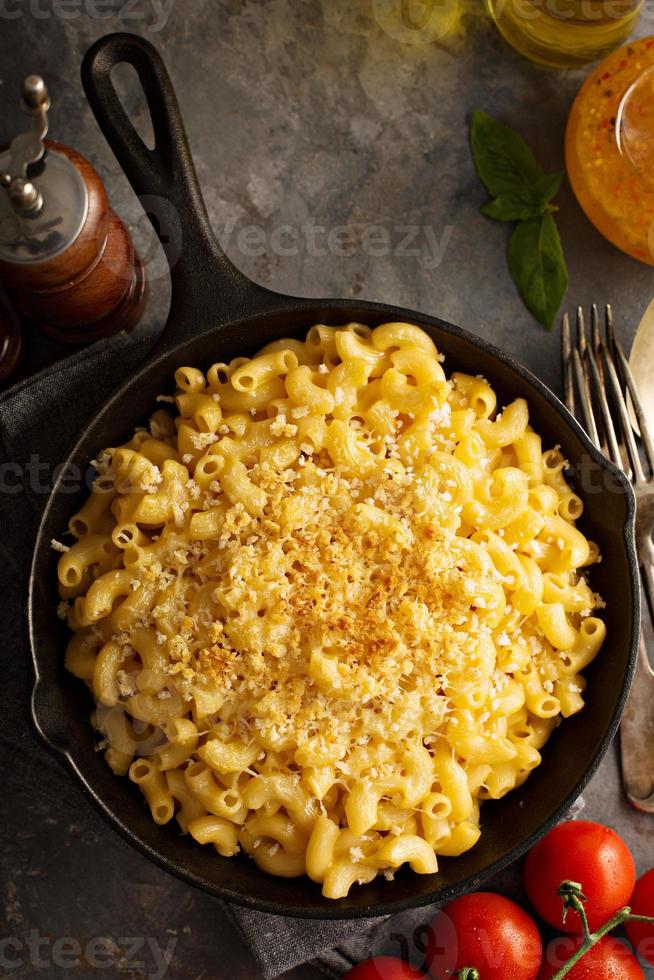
[0,289,22,383]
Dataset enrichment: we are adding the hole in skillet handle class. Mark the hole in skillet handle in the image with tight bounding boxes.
[110,62,156,151]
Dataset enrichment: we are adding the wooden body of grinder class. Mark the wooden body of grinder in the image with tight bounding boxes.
[0,75,147,343]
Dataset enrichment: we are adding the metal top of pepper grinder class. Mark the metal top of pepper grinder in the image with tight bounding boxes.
[0,75,89,265]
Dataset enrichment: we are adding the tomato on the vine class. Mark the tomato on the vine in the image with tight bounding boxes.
[341,956,426,980]
[625,867,654,966]
[425,891,542,979]
[523,821,635,932]
[537,935,644,979]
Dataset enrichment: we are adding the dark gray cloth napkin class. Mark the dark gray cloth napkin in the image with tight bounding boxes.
[0,333,438,978]
[226,904,433,978]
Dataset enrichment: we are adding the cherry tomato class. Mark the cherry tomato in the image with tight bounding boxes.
[524,821,635,933]
[425,891,543,979]
[625,868,654,965]
[538,935,644,979]
[342,956,426,980]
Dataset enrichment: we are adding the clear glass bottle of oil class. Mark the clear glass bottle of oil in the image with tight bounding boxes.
[566,35,654,264]
[485,0,643,68]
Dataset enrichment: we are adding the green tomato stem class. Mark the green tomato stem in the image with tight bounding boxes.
[550,908,633,979]
[453,970,480,980]
[557,881,591,943]
[551,882,654,979]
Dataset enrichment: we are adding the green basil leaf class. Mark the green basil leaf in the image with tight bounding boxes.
[470,111,567,329]
[507,214,568,331]
[471,109,548,200]
[536,170,565,207]
[481,171,564,222]
[481,193,543,222]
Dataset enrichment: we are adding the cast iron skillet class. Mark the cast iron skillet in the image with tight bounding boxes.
[28,32,639,918]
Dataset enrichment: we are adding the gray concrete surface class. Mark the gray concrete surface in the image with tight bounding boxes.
[1,2,653,978]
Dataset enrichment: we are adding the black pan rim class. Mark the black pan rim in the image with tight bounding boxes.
[27,294,640,919]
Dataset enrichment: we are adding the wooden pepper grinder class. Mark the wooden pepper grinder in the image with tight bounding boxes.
[0,75,147,343]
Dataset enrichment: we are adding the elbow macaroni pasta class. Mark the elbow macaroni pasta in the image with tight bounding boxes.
[58,322,606,899]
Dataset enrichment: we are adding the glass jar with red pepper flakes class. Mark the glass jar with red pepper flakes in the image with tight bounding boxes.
[566,36,654,265]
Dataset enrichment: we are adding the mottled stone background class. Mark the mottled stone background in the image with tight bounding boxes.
[1,1,653,978]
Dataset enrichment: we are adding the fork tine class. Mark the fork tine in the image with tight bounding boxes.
[577,306,605,447]
[602,345,647,483]
[572,347,601,448]
[591,304,605,387]
[577,306,588,357]
[605,302,617,349]
[601,306,632,479]
[586,343,623,469]
[577,307,592,393]
[610,332,654,476]
[561,313,575,415]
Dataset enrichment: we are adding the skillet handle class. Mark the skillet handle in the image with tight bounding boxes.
[81,33,279,347]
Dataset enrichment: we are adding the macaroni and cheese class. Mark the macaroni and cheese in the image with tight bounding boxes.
[57,322,605,898]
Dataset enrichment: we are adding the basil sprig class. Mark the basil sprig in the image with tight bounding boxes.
[470,109,568,331]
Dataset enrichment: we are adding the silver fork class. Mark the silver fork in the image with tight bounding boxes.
[562,304,654,813]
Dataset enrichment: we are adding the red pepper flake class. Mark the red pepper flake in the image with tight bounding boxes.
[602,71,611,80]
